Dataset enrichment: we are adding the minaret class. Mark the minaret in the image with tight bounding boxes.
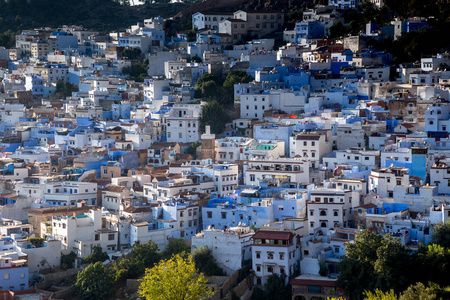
[197,125,216,162]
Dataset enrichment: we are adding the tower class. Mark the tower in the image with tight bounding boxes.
[197,125,216,162]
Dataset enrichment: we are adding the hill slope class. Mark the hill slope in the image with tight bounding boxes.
[0,0,188,33]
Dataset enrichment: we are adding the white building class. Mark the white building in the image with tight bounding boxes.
[307,188,354,235]
[242,140,285,160]
[215,137,256,163]
[323,148,380,171]
[192,12,234,30]
[44,182,98,206]
[290,130,333,168]
[245,157,309,187]
[48,208,118,258]
[252,230,299,286]
[369,167,410,198]
[165,104,202,144]
[191,225,253,275]
[336,123,366,150]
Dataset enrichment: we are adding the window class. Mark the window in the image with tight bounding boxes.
[256,252,261,259]
[250,175,255,181]
[397,180,401,186]
[267,266,273,273]
[3,274,8,280]
[108,234,115,240]
[20,273,25,278]
[268,252,274,259]
[279,252,285,260]
[95,234,100,241]
[256,265,261,272]
[310,210,314,216]
[221,212,226,219]
[320,210,326,216]
[207,211,212,218]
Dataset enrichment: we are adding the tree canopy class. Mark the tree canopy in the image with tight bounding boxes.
[430,221,450,248]
[192,246,224,276]
[138,254,213,300]
[111,241,161,282]
[337,230,411,299]
[56,79,79,98]
[82,245,109,265]
[199,100,230,135]
[75,261,113,300]
[164,238,191,258]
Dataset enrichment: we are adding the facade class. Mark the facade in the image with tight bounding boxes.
[252,230,299,286]
[307,188,354,235]
[191,225,253,275]
[0,253,28,291]
[164,104,201,144]
[44,182,98,206]
[245,157,310,187]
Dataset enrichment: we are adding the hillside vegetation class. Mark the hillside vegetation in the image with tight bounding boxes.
[0,0,188,47]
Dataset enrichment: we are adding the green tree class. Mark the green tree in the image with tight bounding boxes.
[76,262,113,300]
[192,246,224,276]
[265,274,291,300]
[202,80,221,100]
[330,22,346,38]
[187,141,200,158]
[430,222,450,248]
[190,54,202,63]
[186,28,197,42]
[199,100,230,135]
[61,251,77,269]
[111,241,161,282]
[337,230,410,299]
[363,289,397,300]
[413,244,450,287]
[56,79,79,98]
[82,245,109,264]
[196,73,220,89]
[400,282,436,300]
[251,286,265,300]
[138,254,213,300]
[122,62,149,82]
[120,47,142,60]
[221,70,253,106]
[164,238,191,258]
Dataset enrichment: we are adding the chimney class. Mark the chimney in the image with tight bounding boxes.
[205,125,211,135]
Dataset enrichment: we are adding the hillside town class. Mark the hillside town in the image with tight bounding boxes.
[0,0,448,299]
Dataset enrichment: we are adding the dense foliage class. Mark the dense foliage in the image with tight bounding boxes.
[138,254,213,300]
[430,221,450,248]
[60,251,77,269]
[338,229,450,300]
[110,241,161,282]
[76,262,113,300]
[199,100,231,134]
[56,79,79,98]
[81,245,109,265]
[163,238,191,258]
[0,0,188,48]
[192,246,224,276]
